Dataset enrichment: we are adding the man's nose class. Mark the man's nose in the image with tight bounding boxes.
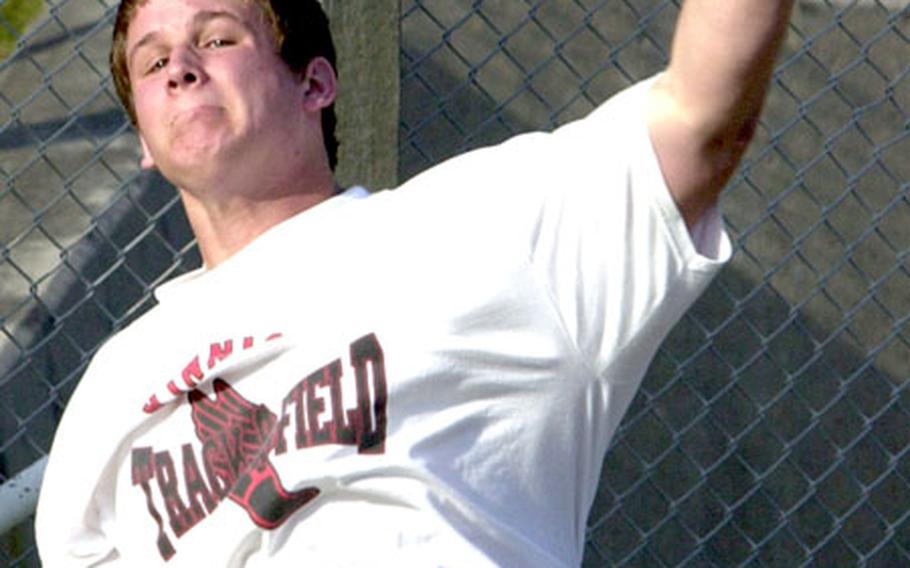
[167,47,205,89]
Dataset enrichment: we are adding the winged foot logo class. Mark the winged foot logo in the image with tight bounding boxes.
[131,333,388,561]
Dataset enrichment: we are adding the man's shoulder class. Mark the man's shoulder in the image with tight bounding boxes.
[85,301,169,374]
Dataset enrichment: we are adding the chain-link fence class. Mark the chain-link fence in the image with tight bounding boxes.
[1,0,908,566]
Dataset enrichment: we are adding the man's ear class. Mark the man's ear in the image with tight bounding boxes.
[139,133,156,170]
[301,56,337,113]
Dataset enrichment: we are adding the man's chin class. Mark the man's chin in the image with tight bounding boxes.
[158,156,226,194]
[164,140,230,173]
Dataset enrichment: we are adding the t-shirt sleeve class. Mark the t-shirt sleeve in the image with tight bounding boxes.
[523,76,732,378]
[388,75,730,383]
[36,340,128,567]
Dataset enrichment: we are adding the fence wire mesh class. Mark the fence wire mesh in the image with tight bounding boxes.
[0,0,908,566]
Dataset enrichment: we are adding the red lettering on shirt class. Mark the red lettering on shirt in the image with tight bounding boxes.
[132,334,389,561]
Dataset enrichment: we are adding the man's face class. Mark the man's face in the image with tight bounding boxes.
[125,0,331,192]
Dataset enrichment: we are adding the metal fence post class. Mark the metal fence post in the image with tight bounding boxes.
[324,0,400,191]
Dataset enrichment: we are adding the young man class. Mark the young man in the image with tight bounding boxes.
[36,0,794,566]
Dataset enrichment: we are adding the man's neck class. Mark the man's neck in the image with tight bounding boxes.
[179,175,338,269]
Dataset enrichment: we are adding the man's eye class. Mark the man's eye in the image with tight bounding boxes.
[204,38,233,49]
[147,58,168,74]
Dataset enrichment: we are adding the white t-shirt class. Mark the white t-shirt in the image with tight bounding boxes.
[36,77,731,567]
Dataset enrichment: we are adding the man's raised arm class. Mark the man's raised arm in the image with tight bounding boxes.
[647,0,795,229]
